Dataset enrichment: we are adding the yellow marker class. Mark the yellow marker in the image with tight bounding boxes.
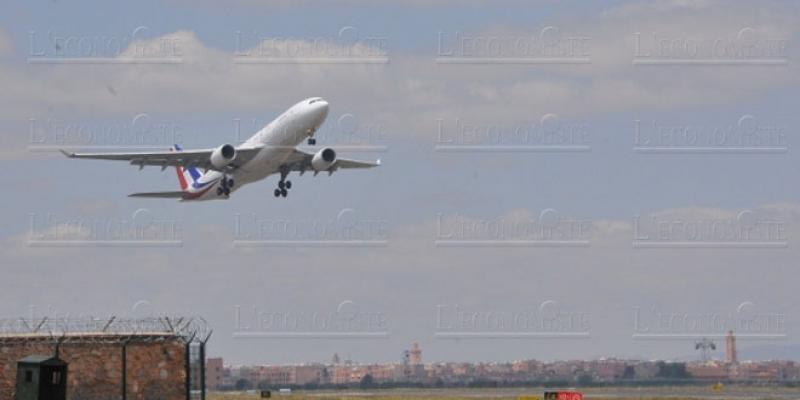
[518,396,542,400]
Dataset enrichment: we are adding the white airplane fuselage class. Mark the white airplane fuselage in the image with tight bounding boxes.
[184,97,329,200]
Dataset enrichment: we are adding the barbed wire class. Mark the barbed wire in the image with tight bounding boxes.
[0,316,210,344]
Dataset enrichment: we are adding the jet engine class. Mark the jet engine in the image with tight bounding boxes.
[210,144,236,169]
[311,147,337,171]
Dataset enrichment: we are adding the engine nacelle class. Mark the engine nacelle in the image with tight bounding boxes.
[210,144,236,169]
[311,147,337,171]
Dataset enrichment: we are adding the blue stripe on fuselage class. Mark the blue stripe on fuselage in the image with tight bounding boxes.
[192,177,219,189]
[188,167,202,181]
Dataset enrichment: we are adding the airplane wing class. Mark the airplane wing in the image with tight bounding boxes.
[284,149,381,174]
[60,146,263,172]
[334,158,382,169]
[129,191,187,199]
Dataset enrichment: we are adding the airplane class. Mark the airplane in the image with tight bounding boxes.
[60,97,380,201]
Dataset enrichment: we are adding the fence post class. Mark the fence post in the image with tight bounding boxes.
[185,341,191,400]
[122,340,129,400]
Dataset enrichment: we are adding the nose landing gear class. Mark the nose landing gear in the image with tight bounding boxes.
[308,137,316,145]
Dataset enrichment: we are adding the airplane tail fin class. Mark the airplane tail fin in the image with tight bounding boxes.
[171,144,202,191]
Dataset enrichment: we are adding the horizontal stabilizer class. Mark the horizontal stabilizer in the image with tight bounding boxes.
[128,191,186,199]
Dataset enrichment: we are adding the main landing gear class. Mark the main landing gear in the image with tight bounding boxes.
[217,176,234,197]
[274,166,291,198]
[273,180,291,198]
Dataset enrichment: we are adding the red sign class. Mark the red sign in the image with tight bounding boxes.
[544,391,583,400]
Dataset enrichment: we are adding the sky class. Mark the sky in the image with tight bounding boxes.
[1,0,800,365]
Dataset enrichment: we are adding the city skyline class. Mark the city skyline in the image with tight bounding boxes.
[205,336,800,391]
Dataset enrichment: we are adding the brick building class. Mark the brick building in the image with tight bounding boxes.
[0,317,210,400]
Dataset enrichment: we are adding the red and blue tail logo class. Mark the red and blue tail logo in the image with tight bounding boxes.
[171,144,202,191]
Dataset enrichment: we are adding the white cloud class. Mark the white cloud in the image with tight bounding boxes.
[0,1,796,118]
[1,0,798,164]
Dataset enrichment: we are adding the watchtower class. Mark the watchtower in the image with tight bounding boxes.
[15,355,67,400]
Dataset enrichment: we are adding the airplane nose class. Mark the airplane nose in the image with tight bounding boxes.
[314,99,329,121]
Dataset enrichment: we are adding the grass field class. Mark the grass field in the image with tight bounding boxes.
[209,396,536,400]
[208,396,786,400]
[207,386,800,400]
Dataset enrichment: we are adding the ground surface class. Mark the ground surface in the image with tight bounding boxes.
[209,386,800,400]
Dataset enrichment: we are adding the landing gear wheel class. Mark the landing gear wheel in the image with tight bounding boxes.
[274,188,281,197]
[224,188,231,196]
[217,187,224,196]
[278,180,285,190]
[285,180,292,189]
[281,188,288,197]
[228,179,235,188]
[308,138,316,145]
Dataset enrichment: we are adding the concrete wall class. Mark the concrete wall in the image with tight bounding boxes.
[0,339,186,400]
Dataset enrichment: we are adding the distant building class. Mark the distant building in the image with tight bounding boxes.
[590,359,627,382]
[632,362,659,380]
[726,330,738,364]
[331,365,364,384]
[206,358,223,390]
[294,365,328,385]
[687,362,729,381]
[410,342,422,365]
[729,361,793,382]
